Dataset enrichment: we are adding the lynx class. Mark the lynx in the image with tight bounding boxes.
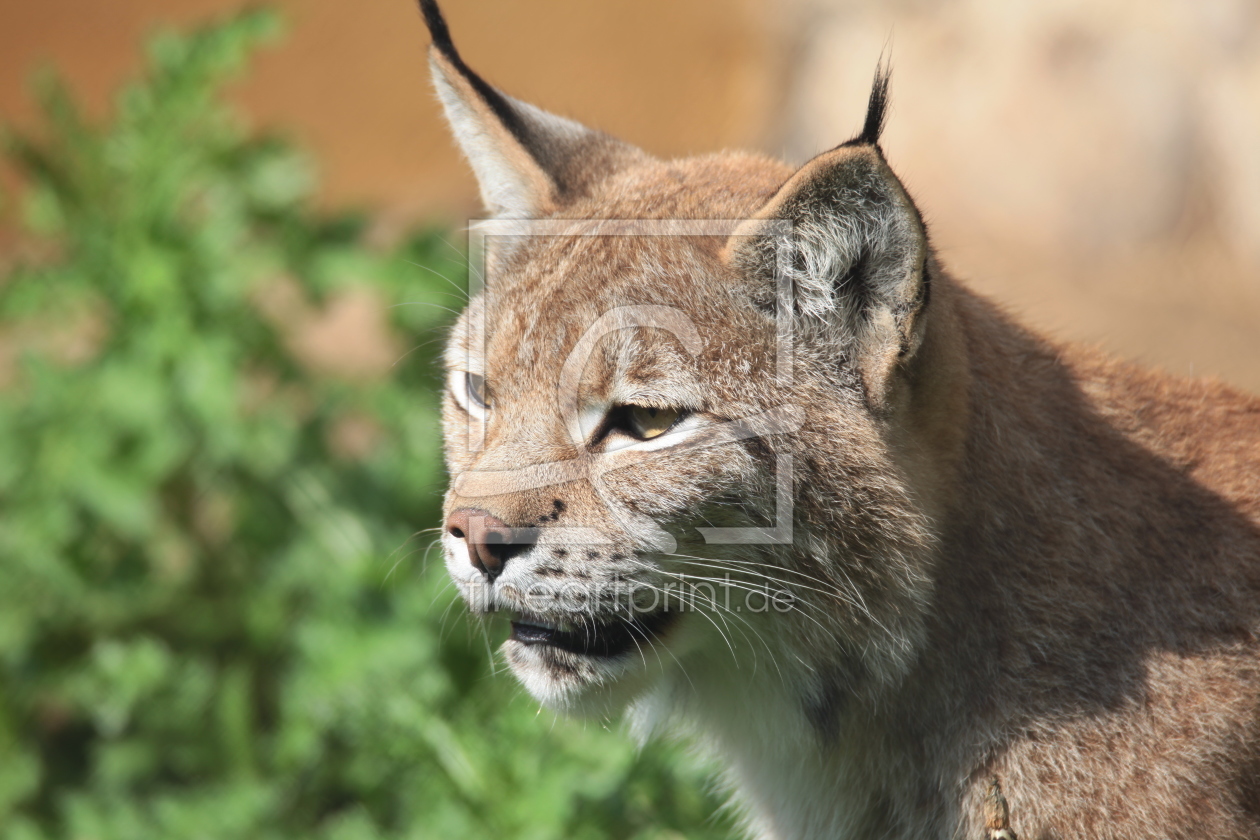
[421,1,1260,837]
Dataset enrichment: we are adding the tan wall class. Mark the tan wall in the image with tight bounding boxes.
[0,0,782,224]
[3,0,1258,391]
[786,0,1260,391]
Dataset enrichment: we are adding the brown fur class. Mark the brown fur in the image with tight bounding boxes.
[421,2,1260,836]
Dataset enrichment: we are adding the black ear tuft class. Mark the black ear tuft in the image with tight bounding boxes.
[417,0,526,142]
[417,0,455,59]
[845,61,892,148]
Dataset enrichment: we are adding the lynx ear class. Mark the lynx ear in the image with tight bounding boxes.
[724,68,929,405]
[419,0,641,219]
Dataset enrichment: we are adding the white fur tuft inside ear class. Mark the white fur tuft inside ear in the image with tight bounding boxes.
[724,145,930,404]
[430,56,543,218]
[425,37,647,225]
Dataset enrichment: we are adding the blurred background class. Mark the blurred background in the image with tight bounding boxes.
[0,1,1256,839]
[5,0,1257,388]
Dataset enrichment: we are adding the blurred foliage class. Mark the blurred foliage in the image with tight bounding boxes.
[0,10,731,840]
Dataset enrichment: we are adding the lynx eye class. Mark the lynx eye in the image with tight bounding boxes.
[624,405,681,440]
[447,369,490,418]
[465,372,489,410]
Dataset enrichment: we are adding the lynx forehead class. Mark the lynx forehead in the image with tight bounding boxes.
[420,2,1260,838]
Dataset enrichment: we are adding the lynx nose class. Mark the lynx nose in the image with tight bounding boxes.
[446,508,533,582]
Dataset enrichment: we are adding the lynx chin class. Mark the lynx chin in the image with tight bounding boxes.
[419,1,1260,837]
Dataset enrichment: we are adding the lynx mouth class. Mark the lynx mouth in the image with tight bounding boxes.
[509,610,677,658]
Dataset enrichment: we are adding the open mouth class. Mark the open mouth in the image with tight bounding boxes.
[510,610,677,658]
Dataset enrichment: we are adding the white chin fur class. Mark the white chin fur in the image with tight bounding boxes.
[503,635,670,718]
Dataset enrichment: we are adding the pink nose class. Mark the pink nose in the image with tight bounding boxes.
[446,508,533,581]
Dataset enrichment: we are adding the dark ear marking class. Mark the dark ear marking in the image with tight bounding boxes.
[918,256,931,309]
[842,60,892,148]
[417,0,455,60]
[723,132,928,405]
[419,0,648,220]
[417,0,530,149]
[834,250,873,317]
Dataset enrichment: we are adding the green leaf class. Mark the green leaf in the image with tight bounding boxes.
[0,7,733,840]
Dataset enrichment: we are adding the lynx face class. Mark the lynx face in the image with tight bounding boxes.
[420,4,1260,838]
[423,0,936,719]
[440,231,788,713]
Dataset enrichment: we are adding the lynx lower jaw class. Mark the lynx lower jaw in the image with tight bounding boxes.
[508,610,677,658]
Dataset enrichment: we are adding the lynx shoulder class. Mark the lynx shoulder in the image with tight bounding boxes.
[420,2,1260,837]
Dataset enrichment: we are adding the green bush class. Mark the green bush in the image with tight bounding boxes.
[0,11,732,840]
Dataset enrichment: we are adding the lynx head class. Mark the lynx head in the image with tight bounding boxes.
[423,0,962,720]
